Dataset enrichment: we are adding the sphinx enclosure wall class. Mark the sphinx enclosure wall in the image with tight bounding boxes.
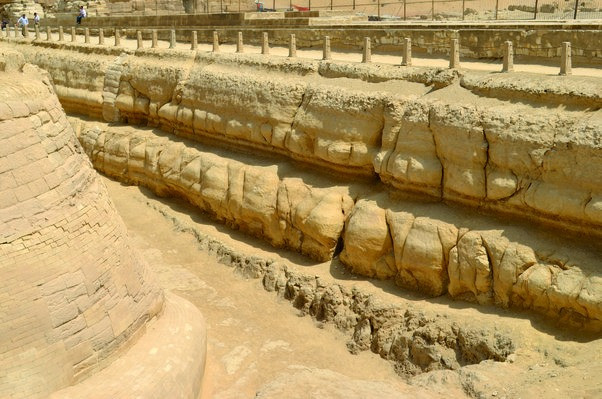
[4,39,601,330]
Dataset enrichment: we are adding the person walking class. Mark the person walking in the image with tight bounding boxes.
[76,6,86,24]
[33,12,40,26]
[17,14,28,36]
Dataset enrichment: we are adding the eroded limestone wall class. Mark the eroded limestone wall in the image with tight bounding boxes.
[74,122,353,261]
[17,43,598,237]
[73,119,602,330]
[2,40,600,329]
[339,198,601,326]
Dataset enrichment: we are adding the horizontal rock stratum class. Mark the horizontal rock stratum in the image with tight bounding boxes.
[7,40,602,234]
[71,119,602,331]
[0,51,206,398]
[1,38,601,330]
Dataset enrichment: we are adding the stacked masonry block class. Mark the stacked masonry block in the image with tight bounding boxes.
[0,58,206,398]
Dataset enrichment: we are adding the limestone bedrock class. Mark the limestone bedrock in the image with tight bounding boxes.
[4,41,601,237]
[1,40,601,329]
[0,52,206,398]
[72,118,602,331]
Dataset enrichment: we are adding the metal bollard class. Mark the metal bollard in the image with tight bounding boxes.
[71,27,76,42]
[98,28,104,45]
[502,41,513,72]
[191,31,197,50]
[261,32,269,55]
[449,38,460,69]
[401,37,412,66]
[169,29,176,49]
[289,33,296,58]
[323,36,331,60]
[151,29,157,48]
[136,30,143,49]
[58,26,64,41]
[212,30,219,52]
[560,42,572,76]
[236,31,244,53]
[114,29,120,46]
[84,28,90,44]
[362,37,371,63]
[34,25,40,40]
[46,26,51,41]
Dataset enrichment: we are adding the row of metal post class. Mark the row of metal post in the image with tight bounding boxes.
[1,27,573,75]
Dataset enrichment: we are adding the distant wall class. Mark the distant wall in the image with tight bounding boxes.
[39,15,602,63]
[183,25,602,62]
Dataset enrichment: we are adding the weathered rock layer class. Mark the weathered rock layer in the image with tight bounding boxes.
[74,122,352,261]
[1,39,600,330]
[73,119,602,331]
[6,41,601,237]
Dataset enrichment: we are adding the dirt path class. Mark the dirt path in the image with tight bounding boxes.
[102,176,602,398]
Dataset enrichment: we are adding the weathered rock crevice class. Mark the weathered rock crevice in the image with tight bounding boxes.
[142,195,516,378]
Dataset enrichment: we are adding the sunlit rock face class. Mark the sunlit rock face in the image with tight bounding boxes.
[0,0,44,22]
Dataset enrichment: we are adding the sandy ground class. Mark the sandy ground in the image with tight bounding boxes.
[102,177,427,398]
[102,174,602,399]
[14,31,602,77]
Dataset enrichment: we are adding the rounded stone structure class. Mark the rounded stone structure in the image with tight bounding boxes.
[0,55,206,398]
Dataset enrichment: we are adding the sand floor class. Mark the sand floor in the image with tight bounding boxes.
[102,177,429,398]
[102,175,602,398]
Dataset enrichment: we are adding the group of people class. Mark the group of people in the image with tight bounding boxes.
[1,13,40,36]
[1,6,86,37]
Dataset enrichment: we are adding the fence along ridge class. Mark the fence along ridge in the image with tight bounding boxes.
[6,27,584,75]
